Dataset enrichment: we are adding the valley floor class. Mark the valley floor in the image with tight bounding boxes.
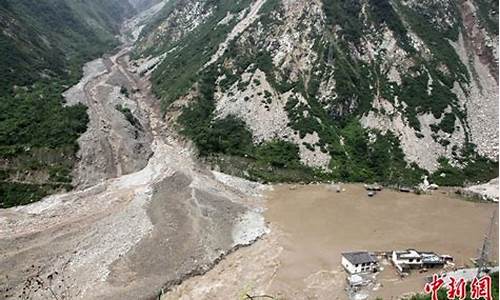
[0,6,267,299]
[163,184,499,300]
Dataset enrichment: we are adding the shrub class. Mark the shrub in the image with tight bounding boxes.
[256,140,301,168]
[115,104,141,129]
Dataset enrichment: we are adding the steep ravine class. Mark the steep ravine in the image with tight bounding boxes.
[0,4,267,300]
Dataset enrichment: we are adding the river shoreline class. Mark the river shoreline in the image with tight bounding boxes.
[162,182,498,300]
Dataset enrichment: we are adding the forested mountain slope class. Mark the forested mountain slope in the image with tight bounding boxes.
[0,0,138,207]
[135,0,499,186]
[0,0,136,91]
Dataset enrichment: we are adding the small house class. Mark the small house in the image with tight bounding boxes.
[391,249,447,272]
[342,252,379,274]
[392,249,423,272]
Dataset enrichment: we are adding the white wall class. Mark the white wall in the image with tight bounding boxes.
[342,256,357,273]
[342,256,377,274]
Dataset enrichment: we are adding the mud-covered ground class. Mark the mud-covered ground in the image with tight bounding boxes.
[63,47,153,189]
[163,184,498,300]
[0,5,268,300]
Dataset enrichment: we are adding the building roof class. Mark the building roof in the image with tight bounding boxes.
[421,252,443,264]
[342,252,377,265]
[394,249,446,264]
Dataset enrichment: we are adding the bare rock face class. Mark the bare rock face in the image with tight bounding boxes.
[452,0,499,161]
[136,0,498,176]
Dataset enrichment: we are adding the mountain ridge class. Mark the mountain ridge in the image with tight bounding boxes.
[135,0,499,186]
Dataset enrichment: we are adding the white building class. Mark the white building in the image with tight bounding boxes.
[341,252,379,274]
[392,249,422,272]
[391,249,447,273]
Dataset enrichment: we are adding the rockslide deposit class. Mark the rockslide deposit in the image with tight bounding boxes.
[0,5,267,300]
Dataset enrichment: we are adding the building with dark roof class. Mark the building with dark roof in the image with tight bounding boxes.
[341,251,379,274]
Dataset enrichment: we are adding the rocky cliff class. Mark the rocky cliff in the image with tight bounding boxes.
[136,0,499,186]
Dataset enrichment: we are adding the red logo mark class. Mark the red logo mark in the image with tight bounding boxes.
[447,276,467,300]
[424,274,493,300]
[471,275,492,300]
[425,274,445,300]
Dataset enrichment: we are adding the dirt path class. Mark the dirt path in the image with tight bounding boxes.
[0,6,267,300]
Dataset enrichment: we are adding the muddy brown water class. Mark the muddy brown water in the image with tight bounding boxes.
[264,184,499,299]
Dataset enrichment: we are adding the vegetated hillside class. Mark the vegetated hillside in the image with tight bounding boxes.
[0,0,136,208]
[135,0,499,186]
[0,0,136,91]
